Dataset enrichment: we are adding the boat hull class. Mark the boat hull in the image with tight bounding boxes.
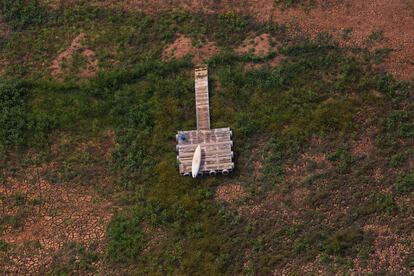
[192,145,202,178]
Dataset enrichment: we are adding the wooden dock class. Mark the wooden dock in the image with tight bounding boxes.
[195,66,210,130]
[176,66,234,176]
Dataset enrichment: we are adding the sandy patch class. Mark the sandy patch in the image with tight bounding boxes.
[351,134,375,157]
[291,187,310,208]
[0,59,7,76]
[236,33,285,70]
[215,184,247,204]
[351,224,413,274]
[372,167,384,182]
[0,165,112,274]
[162,34,218,63]
[0,16,10,38]
[236,34,274,56]
[284,152,332,184]
[0,132,116,274]
[50,33,98,79]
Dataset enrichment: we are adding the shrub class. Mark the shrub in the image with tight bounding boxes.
[0,79,27,149]
[389,153,406,168]
[260,136,304,188]
[0,0,48,30]
[107,213,146,263]
[323,227,363,256]
[46,242,99,274]
[394,171,414,194]
[0,239,8,251]
[328,145,353,174]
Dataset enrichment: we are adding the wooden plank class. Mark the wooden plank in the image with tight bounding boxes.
[179,153,233,161]
[179,163,234,174]
[195,66,210,130]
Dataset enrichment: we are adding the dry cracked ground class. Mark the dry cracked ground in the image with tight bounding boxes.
[1,132,116,274]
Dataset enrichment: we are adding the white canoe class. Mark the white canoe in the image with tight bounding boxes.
[192,145,202,178]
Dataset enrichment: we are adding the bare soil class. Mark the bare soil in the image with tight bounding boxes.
[0,16,10,38]
[356,224,412,274]
[215,184,247,204]
[0,59,7,76]
[236,34,274,57]
[162,34,218,63]
[351,132,375,157]
[0,17,10,76]
[0,167,112,274]
[0,132,116,274]
[50,33,99,79]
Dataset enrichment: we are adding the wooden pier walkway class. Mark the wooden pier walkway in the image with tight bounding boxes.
[195,66,211,130]
[176,65,234,176]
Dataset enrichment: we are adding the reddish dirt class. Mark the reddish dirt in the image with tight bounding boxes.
[372,167,384,182]
[351,135,375,157]
[0,16,10,38]
[269,0,414,80]
[50,33,99,79]
[162,34,218,63]
[0,132,116,274]
[47,0,414,80]
[236,34,274,57]
[353,224,413,274]
[0,17,9,76]
[0,59,6,76]
[0,167,113,274]
[215,184,247,204]
[236,33,285,70]
[284,152,332,184]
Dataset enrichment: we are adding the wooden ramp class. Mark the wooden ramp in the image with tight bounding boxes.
[176,65,234,176]
[195,66,211,130]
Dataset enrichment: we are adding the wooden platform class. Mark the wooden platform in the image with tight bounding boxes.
[176,65,234,176]
[176,128,234,175]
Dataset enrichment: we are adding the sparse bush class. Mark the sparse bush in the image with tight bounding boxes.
[107,213,146,263]
[0,239,8,251]
[389,153,406,168]
[0,0,48,30]
[367,29,384,45]
[45,242,99,274]
[0,79,27,149]
[323,227,363,256]
[341,28,353,40]
[394,171,414,194]
[274,0,315,8]
[328,145,353,174]
[262,137,302,184]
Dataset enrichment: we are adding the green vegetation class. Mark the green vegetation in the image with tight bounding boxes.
[0,240,8,252]
[44,242,99,274]
[0,0,48,30]
[1,1,414,274]
[0,80,27,149]
[394,171,414,194]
